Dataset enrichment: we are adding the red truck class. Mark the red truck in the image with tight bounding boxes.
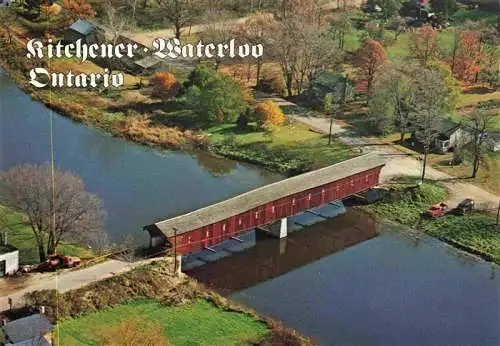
[37,255,81,272]
[422,202,449,218]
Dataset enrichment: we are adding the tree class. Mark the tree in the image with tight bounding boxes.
[97,318,170,346]
[388,15,407,40]
[184,69,249,124]
[370,62,416,140]
[466,110,499,178]
[355,39,387,97]
[150,72,181,99]
[409,25,438,65]
[156,0,197,39]
[410,68,449,182]
[327,11,352,49]
[63,0,96,21]
[430,0,456,21]
[453,31,487,82]
[0,8,16,46]
[370,0,403,26]
[102,2,129,45]
[200,10,234,70]
[0,164,106,262]
[238,12,274,84]
[253,100,286,129]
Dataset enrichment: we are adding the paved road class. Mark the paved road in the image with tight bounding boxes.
[254,92,500,210]
[0,259,158,312]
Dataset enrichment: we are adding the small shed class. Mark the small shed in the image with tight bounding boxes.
[64,19,103,45]
[0,244,19,277]
[3,314,53,346]
[133,55,163,75]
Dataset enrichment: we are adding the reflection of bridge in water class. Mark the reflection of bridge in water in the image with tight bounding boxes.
[185,210,378,296]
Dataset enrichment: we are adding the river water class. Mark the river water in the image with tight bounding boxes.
[1,68,498,345]
[0,68,280,243]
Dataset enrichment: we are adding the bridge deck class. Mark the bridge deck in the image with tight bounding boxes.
[148,153,385,238]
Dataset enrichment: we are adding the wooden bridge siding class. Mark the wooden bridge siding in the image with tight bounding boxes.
[170,166,383,254]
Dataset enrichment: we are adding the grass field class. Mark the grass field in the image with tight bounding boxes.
[0,207,93,265]
[208,121,355,174]
[58,299,269,346]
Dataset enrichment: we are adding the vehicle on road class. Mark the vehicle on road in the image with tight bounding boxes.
[37,255,81,272]
[422,202,449,218]
[452,198,474,215]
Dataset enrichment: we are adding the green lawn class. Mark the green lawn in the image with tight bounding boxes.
[425,214,500,263]
[0,207,93,265]
[58,299,269,346]
[207,121,355,175]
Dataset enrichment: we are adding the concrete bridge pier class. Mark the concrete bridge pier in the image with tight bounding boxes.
[257,218,288,239]
[174,254,182,277]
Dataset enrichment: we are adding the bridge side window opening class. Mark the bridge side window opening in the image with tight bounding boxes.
[292,198,296,206]
[255,211,259,219]
[271,206,275,214]
[308,193,312,201]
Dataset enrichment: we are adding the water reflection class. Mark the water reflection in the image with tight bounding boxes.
[186,209,378,295]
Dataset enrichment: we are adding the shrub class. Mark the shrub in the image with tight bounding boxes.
[150,72,181,99]
[253,101,286,129]
[257,75,285,95]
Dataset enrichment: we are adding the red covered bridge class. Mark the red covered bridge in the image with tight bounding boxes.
[144,153,385,257]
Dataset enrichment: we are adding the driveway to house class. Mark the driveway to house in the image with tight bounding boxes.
[0,258,163,312]
[255,92,500,210]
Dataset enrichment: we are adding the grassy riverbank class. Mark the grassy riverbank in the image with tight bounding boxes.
[0,206,93,265]
[21,260,312,345]
[362,180,500,264]
[0,29,352,176]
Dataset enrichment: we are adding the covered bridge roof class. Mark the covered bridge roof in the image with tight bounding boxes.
[147,153,385,237]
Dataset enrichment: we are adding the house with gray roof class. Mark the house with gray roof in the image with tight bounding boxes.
[64,19,103,45]
[3,314,53,346]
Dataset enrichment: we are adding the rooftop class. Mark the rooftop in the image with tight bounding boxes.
[146,153,385,237]
[3,314,52,344]
[0,244,18,255]
[68,19,94,36]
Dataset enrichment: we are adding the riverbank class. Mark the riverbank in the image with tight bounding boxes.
[0,29,353,177]
[0,206,94,265]
[11,260,313,345]
[361,180,500,264]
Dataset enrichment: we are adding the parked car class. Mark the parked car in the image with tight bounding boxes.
[37,255,81,272]
[452,198,474,215]
[422,202,449,218]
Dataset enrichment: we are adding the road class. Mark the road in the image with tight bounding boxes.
[0,259,162,312]
[254,91,500,210]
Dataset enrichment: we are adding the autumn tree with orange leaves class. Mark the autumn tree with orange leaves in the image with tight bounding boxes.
[409,25,439,65]
[253,101,286,129]
[453,31,487,82]
[150,72,181,99]
[63,0,96,21]
[355,39,388,97]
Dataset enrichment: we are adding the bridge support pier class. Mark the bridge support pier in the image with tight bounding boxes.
[174,254,182,277]
[257,218,288,239]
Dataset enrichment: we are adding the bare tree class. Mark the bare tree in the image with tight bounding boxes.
[466,109,499,178]
[103,2,129,45]
[156,0,197,39]
[0,8,16,46]
[0,164,106,262]
[199,10,234,69]
[237,12,274,85]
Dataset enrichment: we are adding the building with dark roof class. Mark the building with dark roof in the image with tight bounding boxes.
[64,19,103,44]
[3,314,53,346]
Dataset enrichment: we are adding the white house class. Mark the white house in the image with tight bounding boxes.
[0,244,19,277]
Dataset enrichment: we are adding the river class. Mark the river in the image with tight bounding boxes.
[1,68,498,345]
[0,68,280,243]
